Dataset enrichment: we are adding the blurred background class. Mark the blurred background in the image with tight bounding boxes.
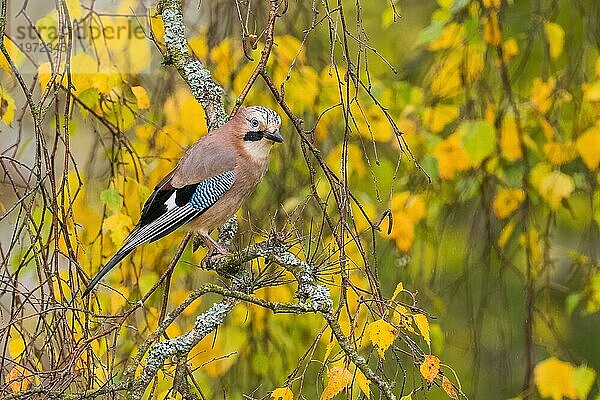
[0,0,599,399]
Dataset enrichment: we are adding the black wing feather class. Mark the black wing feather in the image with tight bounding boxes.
[139,189,173,226]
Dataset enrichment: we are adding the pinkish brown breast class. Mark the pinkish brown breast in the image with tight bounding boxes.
[185,156,269,234]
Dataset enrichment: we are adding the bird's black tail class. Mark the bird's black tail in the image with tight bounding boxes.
[82,246,134,297]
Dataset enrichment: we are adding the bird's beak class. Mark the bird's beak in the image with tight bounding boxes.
[264,130,284,143]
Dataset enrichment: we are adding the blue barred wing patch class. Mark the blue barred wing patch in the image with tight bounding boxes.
[189,171,236,210]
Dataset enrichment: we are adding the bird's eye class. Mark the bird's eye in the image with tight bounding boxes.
[249,118,260,129]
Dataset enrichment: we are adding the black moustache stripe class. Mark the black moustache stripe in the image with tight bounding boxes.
[244,131,264,141]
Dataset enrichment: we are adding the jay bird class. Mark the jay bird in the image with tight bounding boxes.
[82,106,283,296]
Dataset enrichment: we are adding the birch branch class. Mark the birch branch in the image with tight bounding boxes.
[158,0,228,131]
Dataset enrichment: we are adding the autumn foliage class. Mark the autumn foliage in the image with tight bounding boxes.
[0,0,599,399]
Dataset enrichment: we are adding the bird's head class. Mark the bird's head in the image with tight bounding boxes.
[235,106,283,160]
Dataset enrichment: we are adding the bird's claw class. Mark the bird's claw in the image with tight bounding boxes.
[200,244,229,269]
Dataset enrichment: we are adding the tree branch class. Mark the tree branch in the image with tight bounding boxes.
[158,0,228,131]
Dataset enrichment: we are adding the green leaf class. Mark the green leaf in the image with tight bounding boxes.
[572,365,596,399]
[36,12,58,43]
[100,188,122,213]
[565,292,582,317]
[594,190,600,227]
[459,120,495,166]
[382,8,397,29]
[137,271,158,294]
[105,103,136,131]
[416,21,444,46]
[77,88,100,117]
[419,154,439,181]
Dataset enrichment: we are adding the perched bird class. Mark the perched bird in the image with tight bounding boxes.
[82,106,283,297]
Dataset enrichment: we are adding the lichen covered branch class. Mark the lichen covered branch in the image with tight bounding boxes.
[128,297,237,399]
[158,0,228,131]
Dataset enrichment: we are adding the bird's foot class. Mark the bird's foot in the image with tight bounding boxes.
[199,237,230,269]
[197,232,229,267]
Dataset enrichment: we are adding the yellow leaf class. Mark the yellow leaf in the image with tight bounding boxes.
[498,218,517,249]
[430,56,462,98]
[189,35,208,59]
[356,369,371,399]
[381,8,397,29]
[274,35,305,66]
[389,216,415,252]
[483,12,501,46]
[320,366,352,400]
[493,188,525,219]
[391,193,426,223]
[164,88,206,137]
[0,37,25,72]
[540,117,555,141]
[572,365,596,400]
[531,77,556,114]
[323,339,336,362]
[544,22,564,60]
[283,66,320,114]
[465,44,484,82]
[534,357,576,400]
[271,387,294,400]
[434,132,471,180]
[210,38,241,83]
[70,53,96,92]
[149,10,165,44]
[500,114,522,161]
[483,0,501,10]
[422,104,459,134]
[131,86,150,109]
[502,38,519,61]
[413,314,431,347]
[326,143,366,177]
[518,228,542,267]
[391,282,404,302]
[5,364,34,392]
[364,320,396,359]
[38,62,52,91]
[127,35,151,75]
[442,376,459,399]
[66,0,83,20]
[582,81,600,103]
[8,335,25,359]
[398,118,418,146]
[543,141,577,166]
[389,193,426,251]
[484,103,495,123]
[420,355,440,383]
[103,212,132,245]
[392,305,416,333]
[135,124,154,141]
[36,11,58,43]
[0,86,16,126]
[428,23,464,51]
[576,125,600,170]
[531,164,574,210]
